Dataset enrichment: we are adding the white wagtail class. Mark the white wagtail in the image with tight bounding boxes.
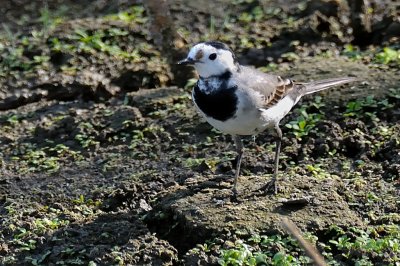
[179,41,356,197]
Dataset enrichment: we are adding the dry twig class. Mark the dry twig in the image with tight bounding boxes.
[281,218,327,266]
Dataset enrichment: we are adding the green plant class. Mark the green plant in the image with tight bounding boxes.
[37,6,63,37]
[219,240,257,266]
[54,28,141,60]
[33,218,70,234]
[72,194,101,207]
[21,149,59,172]
[327,225,400,263]
[374,47,400,65]
[75,122,100,149]
[388,88,400,99]
[342,44,400,67]
[13,238,37,251]
[285,108,322,140]
[105,6,146,24]
[48,144,82,160]
[305,163,335,179]
[344,95,394,119]
[26,250,52,266]
[342,44,363,61]
[272,252,297,266]
[6,114,20,125]
[1,46,33,71]
[285,96,326,140]
[218,234,313,266]
[10,141,82,173]
[71,195,102,217]
[36,4,67,37]
[258,63,279,72]
[238,6,264,24]
[129,125,167,149]
[183,157,220,171]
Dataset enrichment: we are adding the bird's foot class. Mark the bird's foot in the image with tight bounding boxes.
[260,178,277,195]
[230,188,238,202]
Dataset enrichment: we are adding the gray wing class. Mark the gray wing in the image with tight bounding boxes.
[234,66,295,107]
[233,66,356,108]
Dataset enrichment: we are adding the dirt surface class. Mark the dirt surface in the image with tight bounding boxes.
[1,0,399,265]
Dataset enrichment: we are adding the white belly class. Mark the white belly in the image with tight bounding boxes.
[196,94,297,136]
[204,112,266,135]
[260,95,298,126]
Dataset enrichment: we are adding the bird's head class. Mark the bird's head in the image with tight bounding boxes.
[178,41,236,78]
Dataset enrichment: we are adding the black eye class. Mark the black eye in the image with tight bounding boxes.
[209,53,217,60]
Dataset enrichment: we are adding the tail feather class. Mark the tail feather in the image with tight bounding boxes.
[301,77,358,95]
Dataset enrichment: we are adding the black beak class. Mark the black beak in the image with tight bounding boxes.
[177,57,196,65]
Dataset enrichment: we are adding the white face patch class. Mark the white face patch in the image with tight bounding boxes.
[187,43,236,78]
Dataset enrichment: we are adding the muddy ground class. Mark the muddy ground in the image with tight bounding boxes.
[0,0,399,265]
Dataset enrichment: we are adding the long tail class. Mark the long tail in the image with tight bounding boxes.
[301,77,358,95]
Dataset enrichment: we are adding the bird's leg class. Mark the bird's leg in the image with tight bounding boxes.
[265,125,282,194]
[232,135,244,198]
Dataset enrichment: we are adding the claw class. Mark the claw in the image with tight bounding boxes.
[260,177,278,195]
[230,189,238,202]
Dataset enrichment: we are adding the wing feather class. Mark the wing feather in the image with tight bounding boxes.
[235,66,295,108]
[265,77,295,107]
[234,66,356,109]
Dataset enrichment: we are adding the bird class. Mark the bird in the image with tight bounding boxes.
[178,41,357,198]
